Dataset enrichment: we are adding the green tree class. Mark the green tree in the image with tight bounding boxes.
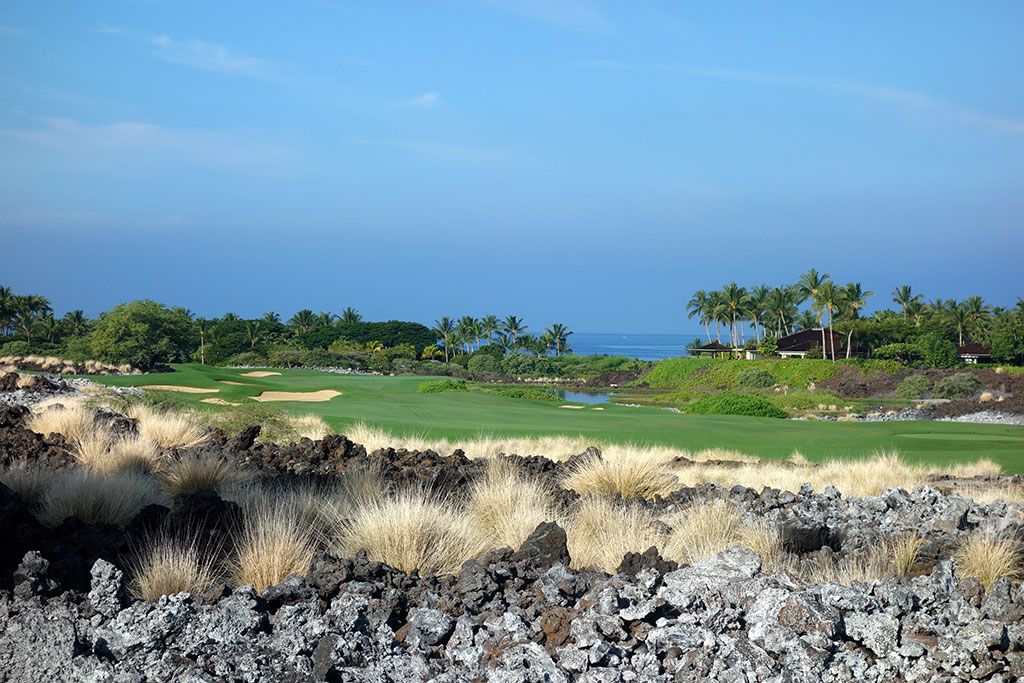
[797,268,830,359]
[720,282,749,347]
[432,316,456,362]
[62,310,90,337]
[89,300,193,368]
[340,307,362,324]
[892,284,922,320]
[501,315,527,351]
[840,282,873,358]
[545,323,573,356]
[289,309,318,333]
[687,290,714,342]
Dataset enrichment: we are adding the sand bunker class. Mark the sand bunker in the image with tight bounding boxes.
[142,385,220,394]
[559,405,585,409]
[219,380,254,386]
[251,389,341,403]
[240,371,282,378]
[593,407,605,411]
[201,398,242,406]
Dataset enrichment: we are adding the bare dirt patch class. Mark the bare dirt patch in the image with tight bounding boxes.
[240,371,282,378]
[201,398,242,406]
[251,390,342,403]
[142,385,220,394]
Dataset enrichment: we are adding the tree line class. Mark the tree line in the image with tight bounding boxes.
[431,315,572,362]
[686,271,1024,364]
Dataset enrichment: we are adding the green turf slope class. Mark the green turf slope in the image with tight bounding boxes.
[88,364,1024,472]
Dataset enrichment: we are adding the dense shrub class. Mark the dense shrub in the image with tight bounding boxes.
[872,343,922,364]
[896,374,932,399]
[89,300,193,369]
[0,340,32,356]
[990,314,1024,365]
[467,353,501,374]
[934,372,981,400]
[482,387,559,402]
[736,367,776,389]
[918,333,958,369]
[418,379,470,394]
[682,393,789,419]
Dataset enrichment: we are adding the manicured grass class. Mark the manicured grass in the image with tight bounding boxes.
[88,364,1024,472]
[639,357,902,391]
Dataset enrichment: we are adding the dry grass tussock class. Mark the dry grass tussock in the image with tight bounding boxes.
[671,452,1006,498]
[955,533,1023,592]
[41,470,162,526]
[466,459,555,550]
[159,453,255,496]
[71,432,163,475]
[128,404,210,449]
[343,422,755,465]
[562,496,663,573]
[0,464,58,504]
[805,534,927,585]
[26,403,97,441]
[329,489,487,576]
[231,502,317,592]
[129,531,221,600]
[563,449,678,500]
[660,501,786,568]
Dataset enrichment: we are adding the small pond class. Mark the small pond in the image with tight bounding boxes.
[556,390,613,404]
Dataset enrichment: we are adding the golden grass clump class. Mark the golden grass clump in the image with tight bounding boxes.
[330,490,486,576]
[887,534,926,577]
[955,533,1023,592]
[466,459,555,550]
[160,453,254,496]
[41,470,162,526]
[562,449,678,500]
[128,405,209,449]
[661,501,744,564]
[232,503,317,592]
[563,496,663,572]
[805,549,892,586]
[129,532,220,600]
[0,464,57,504]
[26,404,97,441]
[70,431,162,474]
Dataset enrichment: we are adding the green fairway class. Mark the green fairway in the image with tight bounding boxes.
[89,364,1024,472]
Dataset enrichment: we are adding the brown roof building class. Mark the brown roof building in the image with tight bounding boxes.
[775,328,861,359]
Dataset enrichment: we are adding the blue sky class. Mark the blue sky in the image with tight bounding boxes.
[1,1,1022,333]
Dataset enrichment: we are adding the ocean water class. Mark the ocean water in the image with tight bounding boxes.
[569,332,701,361]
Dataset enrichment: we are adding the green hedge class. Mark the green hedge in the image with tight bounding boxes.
[418,379,470,394]
[682,392,789,419]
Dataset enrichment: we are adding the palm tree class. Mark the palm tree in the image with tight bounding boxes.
[766,287,797,337]
[221,312,240,323]
[949,306,970,346]
[719,283,749,347]
[840,282,873,358]
[289,309,317,334]
[195,318,208,364]
[432,317,456,362]
[501,315,527,351]
[245,320,262,348]
[892,285,922,320]
[339,307,363,324]
[545,323,573,356]
[687,290,714,342]
[457,316,478,353]
[316,311,335,327]
[797,269,831,357]
[480,314,500,345]
[817,281,843,361]
[746,284,770,343]
[961,295,991,339]
[38,314,60,343]
[62,310,89,337]
[262,311,282,325]
[0,286,15,336]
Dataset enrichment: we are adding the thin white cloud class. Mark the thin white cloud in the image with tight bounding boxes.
[1,117,299,167]
[407,91,442,108]
[97,25,277,80]
[0,24,23,35]
[579,60,1024,136]
[149,34,275,79]
[485,0,605,29]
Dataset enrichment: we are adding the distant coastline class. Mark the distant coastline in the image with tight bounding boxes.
[570,332,700,360]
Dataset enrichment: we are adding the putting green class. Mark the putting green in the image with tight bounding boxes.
[88,364,1024,472]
